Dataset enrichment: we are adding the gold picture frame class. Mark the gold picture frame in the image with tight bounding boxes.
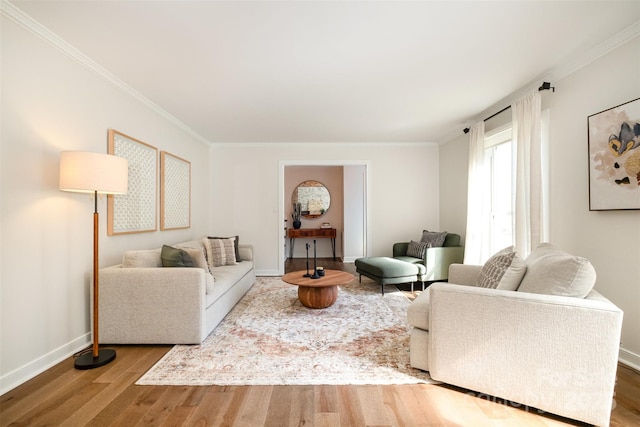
[160,151,191,230]
[107,129,158,235]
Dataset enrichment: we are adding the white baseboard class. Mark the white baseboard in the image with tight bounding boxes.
[0,334,91,396]
[256,269,281,276]
[619,347,640,371]
[342,257,358,263]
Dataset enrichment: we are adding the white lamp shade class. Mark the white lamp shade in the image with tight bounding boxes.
[59,151,128,194]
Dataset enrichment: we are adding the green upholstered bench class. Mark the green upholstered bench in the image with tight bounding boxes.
[355,257,427,295]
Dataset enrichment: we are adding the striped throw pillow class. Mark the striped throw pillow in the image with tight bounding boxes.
[407,240,429,259]
[204,237,237,268]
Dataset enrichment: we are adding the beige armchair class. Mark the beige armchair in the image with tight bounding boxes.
[408,262,623,426]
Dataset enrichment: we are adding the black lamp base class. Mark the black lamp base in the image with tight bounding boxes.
[74,348,116,370]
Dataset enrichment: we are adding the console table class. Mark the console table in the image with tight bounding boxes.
[288,228,337,260]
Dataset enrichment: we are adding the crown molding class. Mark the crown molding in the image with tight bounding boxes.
[442,20,640,145]
[211,141,438,148]
[549,20,640,83]
[1,0,213,146]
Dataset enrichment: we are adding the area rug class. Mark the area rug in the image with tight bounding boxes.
[136,276,435,386]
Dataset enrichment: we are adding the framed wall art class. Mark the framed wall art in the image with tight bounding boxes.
[160,151,191,230]
[588,97,640,210]
[107,129,158,235]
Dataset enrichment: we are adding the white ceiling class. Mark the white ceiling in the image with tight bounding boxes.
[9,1,640,144]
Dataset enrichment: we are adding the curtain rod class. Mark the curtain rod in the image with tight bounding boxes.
[463,82,555,134]
[463,105,510,134]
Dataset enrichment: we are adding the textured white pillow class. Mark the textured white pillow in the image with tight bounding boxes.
[518,243,596,298]
[203,237,237,268]
[477,246,527,290]
[122,248,162,268]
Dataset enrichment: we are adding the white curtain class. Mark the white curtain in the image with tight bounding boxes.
[463,121,490,264]
[512,90,544,257]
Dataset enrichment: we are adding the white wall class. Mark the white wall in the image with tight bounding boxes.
[439,37,640,368]
[548,38,640,368]
[439,134,468,237]
[343,165,367,262]
[1,16,212,393]
[210,143,440,276]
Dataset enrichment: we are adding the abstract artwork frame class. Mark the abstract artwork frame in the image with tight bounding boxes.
[107,129,158,235]
[588,98,640,210]
[160,151,191,230]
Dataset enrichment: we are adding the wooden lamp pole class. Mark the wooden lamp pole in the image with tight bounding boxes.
[74,191,116,369]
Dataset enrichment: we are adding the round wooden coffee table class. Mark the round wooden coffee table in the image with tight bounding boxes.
[281,270,354,309]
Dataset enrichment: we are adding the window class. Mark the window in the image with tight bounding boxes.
[485,126,514,254]
[465,102,549,264]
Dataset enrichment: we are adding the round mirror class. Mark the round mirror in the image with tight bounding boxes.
[292,180,331,218]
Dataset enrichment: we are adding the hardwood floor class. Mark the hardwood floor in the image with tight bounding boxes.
[2,259,638,426]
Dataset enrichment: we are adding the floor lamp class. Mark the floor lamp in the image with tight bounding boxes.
[59,151,128,370]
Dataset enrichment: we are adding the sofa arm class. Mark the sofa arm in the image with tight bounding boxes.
[423,246,465,280]
[448,263,482,286]
[238,244,253,261]
[392,242,409,257]
[428,283,623,426]
[99,266,207,344]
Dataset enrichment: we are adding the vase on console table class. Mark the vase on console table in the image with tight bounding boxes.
[292,202,302,229]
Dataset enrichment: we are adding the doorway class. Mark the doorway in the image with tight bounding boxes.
[278,160,370,275]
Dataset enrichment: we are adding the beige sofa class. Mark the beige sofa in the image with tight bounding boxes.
[407,244,623,426]
[99,238,255,344]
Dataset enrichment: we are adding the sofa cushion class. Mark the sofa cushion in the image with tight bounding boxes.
[394,256,425,265]
[206,261,254,307]
[161,245,196,268]
[478,246,527,291]
[420,230,448,248]
[209,235,242,262]
[517,243,596,298]
[122,248,162,268]
[407,240,428,258]
[204,237,237,267]
[204,272,215,295]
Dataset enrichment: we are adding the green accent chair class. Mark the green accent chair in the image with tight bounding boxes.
[392,233,464,282]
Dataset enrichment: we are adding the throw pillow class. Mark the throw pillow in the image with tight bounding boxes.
[209,235,242,262]
[177,246,209,271]
[518,243,596,298]
[161,245,196,268]
[477,246,527,290]
[204,237,237,268]
[420,230,448,248]
[407,240,429,259]
[174,243,215,294]
[122,248,162,268]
